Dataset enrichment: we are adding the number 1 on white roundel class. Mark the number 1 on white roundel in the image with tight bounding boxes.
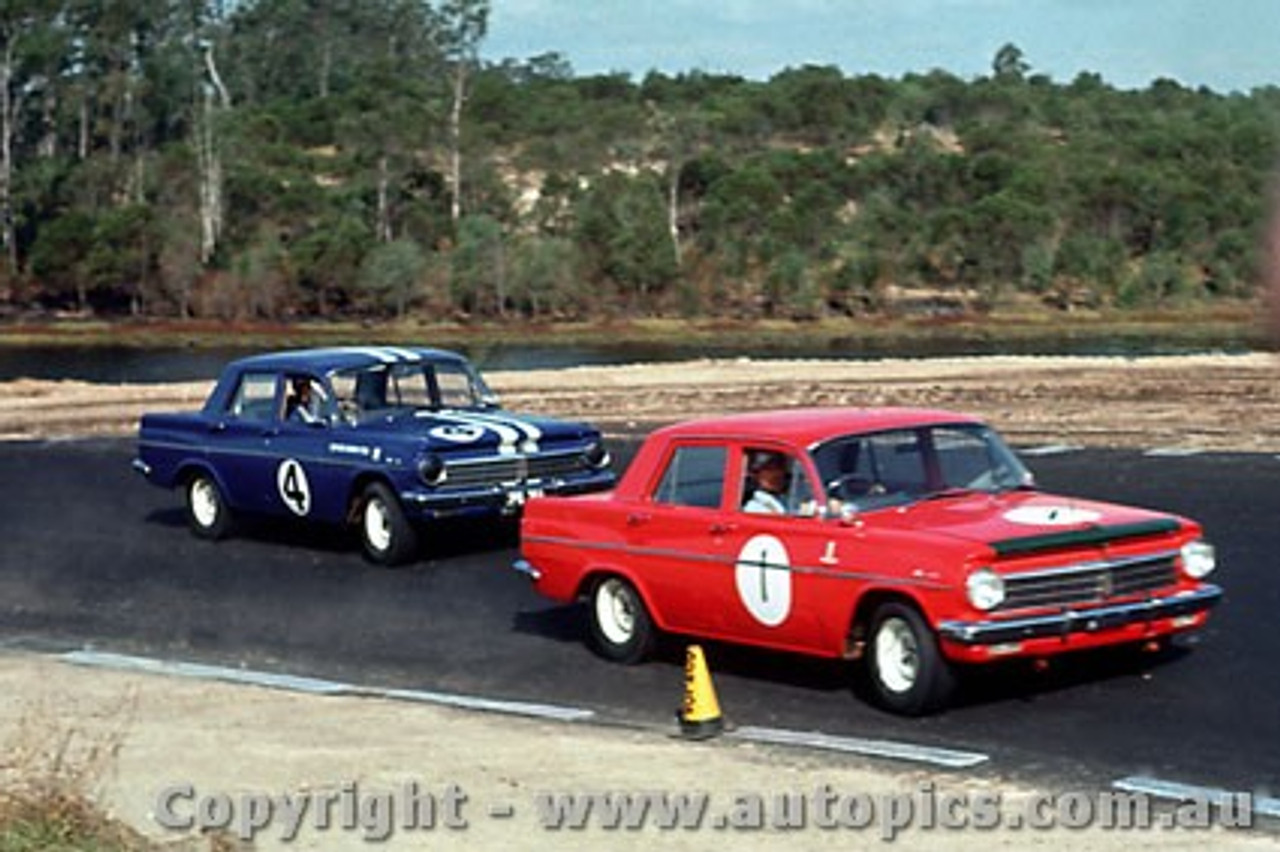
[734,534,792,627]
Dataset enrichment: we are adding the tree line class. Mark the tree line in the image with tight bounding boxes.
[1,2,1277,323]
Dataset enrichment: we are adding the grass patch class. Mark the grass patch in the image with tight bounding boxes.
[0,694,241,852]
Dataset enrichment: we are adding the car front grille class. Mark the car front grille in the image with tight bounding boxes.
[442,451,589,489]
[998,552,1179,612]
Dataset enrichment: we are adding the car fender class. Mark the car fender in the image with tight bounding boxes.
[174,460,233,507]
[576,564,671,634]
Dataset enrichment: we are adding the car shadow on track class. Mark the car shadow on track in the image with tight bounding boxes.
[511,605,1197,713]
[142,508,520,565]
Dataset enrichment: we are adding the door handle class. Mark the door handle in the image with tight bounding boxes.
[626,512,651,526]
[709,522,738,535]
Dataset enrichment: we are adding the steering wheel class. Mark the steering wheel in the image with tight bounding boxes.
[827,474,887,501]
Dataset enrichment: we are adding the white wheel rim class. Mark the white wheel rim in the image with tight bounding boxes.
[595,580,636,646]
[191,479,219,529]
[875,617,920,694]
[364,497,392,553]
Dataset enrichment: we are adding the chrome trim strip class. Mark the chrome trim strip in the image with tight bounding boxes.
[522,534,950,589]
[1000,549,1180,583]
[938,584,1223,646]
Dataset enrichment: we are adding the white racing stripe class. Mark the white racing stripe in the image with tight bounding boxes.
[458,409,543,449]
[422,410,525,454]
[381,346,423,362]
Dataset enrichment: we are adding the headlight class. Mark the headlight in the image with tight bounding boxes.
[583,441,611,470]
[417,453,446,486]
[1180,540,1216,579]
[966,568,1006,611]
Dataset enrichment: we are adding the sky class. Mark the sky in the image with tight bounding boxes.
[482,0,1280,93]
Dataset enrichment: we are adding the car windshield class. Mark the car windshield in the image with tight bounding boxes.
[811,423,1032,511]
[329,359,498,421]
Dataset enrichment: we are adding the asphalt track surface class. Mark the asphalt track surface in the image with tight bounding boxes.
[1,437,1277,797]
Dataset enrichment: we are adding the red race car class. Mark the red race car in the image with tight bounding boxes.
[515,408,1223,715]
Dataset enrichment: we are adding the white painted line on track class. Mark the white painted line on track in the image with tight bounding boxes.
[730,725,989,769]
[1018,444,1085,457]
[377,688,594,722]
[1113,776,1280,819]
[1143,447,1206,457]
[61,650,595,723]
[63,650,353,695]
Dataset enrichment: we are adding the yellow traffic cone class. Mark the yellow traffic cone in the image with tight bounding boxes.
[677,644,724,739]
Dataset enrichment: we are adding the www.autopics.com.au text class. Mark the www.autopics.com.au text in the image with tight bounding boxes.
[152,780,1258,843]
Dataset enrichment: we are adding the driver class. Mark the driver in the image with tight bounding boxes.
[285,376,321,424]
[744,452,791,514]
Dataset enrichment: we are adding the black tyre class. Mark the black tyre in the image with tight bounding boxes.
[866,602,955,716]
[359,482,418,566]
[587,576,655,664]
[185,471,232,540]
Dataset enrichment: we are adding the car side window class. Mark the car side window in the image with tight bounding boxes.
[740,449,816,516]
[652,445,726,509]
[227,372,279,423]
[871,430,929,494]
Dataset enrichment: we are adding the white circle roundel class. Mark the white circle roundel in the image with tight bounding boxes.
[1003,506,1102,527]
[429,423,486,443]
[276,459,312,517]
[735,534,792,627]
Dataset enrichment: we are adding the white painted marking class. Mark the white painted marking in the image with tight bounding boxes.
[1144,447,1206,457]
[428,423,487,444]
[731,725,988,769]
[60,650,595,723]
[1003,505,1102,527]
[62,650,351,695]
[378,688,594,722]
[734,535,792,627]
[1018,444,1085,457]
[1113,776,1280,819]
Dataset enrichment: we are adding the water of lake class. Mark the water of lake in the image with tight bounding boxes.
[0,333,1261,384]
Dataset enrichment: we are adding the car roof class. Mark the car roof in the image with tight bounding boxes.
[650,407,986,448]
[227,346,469,376]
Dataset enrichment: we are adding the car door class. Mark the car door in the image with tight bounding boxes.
[266,373,352,523]
[207,370,285,512]
[719,445,835,653]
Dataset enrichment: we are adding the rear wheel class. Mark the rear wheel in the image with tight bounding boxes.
[588,576,654,664]
[866,602,955,716]
[359,482,418,566]
[185,472,232,540]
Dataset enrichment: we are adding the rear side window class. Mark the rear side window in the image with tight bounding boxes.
[227,372,278,422]
[652,445,726,509]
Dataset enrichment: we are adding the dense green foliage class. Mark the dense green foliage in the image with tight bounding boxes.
[0,3,1276,321]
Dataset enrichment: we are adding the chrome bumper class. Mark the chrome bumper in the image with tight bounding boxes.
[938,584,1223,646]
[511,559,542,581]
[131,458,152,478]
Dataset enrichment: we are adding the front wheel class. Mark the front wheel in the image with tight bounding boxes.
[866,602,955,716]
[359,482,418,566]
[186,472,232,540]
[587,576,655,664]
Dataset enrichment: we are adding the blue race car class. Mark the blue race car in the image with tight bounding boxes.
[133,346,615,565]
